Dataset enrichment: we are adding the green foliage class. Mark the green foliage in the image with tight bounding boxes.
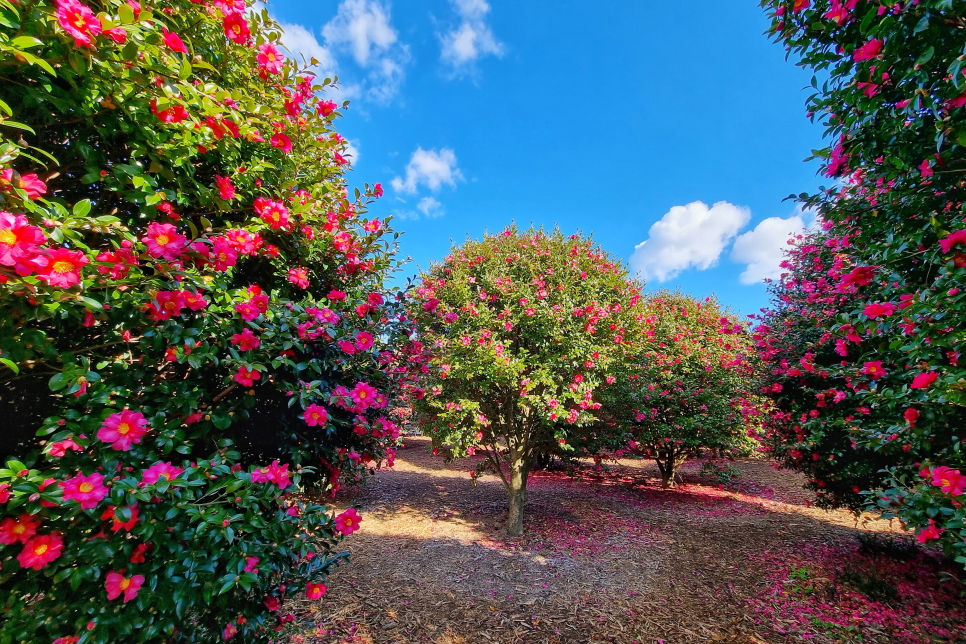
[404,227,645,534]
[0,0,403,641]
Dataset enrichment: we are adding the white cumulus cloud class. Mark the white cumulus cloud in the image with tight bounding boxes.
[322,0,409,102]
[278,22,338,77]
[417,196,444,218]
[439,0,504,74]
[391,147,463,194]
[630,201,750,283]
[730,210,813,285]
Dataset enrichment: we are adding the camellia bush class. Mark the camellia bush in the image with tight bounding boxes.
[601,292,763,488]
[0,1,404,642]
[404,227,646,536]
[759,0,966,566]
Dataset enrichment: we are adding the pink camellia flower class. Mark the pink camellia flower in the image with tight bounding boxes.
[915,519,945,544]
[48,439,83,458]
[105,570,145,602]
[161,27,188,54]
[928,466,966,496]
[209,237,239,271]
[251,460,291,488]
[334,508,362,535]
[142,222,187,261]
[328,290,347,301]
[0,514,40,545]
[256,43,285,74]
[253,197,290,229]
[234,366,261,387]
[305,583,327,599]
[904,408,920,426]
[287,267,309,289]
[862,302,895,319]
[367,292,384,307]
[350,382,378,408]
[152,100,190,123]
[141,461,185,486]
[52,637,80,644]
[223,13,250,44]
[97,409,150,451]
[423,297,439,312]
[243,556,259,573]
[55,0,102,48]
[0,169,47,199]
[303,404,328,426]
[839,265,875,288]
[231,328,260,351]
[223,623,238,641]
[317,100,337,116]
[61,472,109,510]
[910,370,939,389]
[17,533,64,570]
[939,229,966,254]
[860,361,886,380]
[853,39,883,62]
[0,482,10,504]
[0,211,46,267]
[355,331,374,351]
[270,133,293,153]
[373,183,384,197]
[105,27,127,43]
[792,0,810,12]
[36,247,89,288]
[337,340,356,354]
[215,175,235,201]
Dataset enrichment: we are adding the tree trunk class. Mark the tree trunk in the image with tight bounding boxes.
[505,457,528,536]
[655,450,677,488]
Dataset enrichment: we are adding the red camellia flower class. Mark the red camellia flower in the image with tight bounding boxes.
[904,408,920,426]
[317,100,337,116]
[256,43,285,74]
[161,27,188,54]
[251,460,291,488]
[55,0,102,49]
[101,504,139,532]
[52,637,80,644]
[305,583,327,599]
[860,361,886,380]
[0,482,12,503]
[97,409,150,451]
[939,229,966,254]
[152,100,190,123]
[928,466,966,496]
[0,211,46,268]
[36,247,89,288]
[303,404,328,426]
[215,175,236,201]
[231,328,260,351]
[910,370,939,389]
[862,302,895,319]
[223,13,250,44]
[270,132,293,153]
[105,570,145,602]
[105,27,127,43]
[287,266,309,288]
[142,222,187,260]
[915,519,945,544]
[0,169,48,199]
[853,39,883,61]
[61,472,109,509]
[17,533,65,570]
[0,514,41,545]
[253,197,290,229]
[234,366,261,386]
[334,508,362,535]
[141,461,185,486]
[839,265,875,288]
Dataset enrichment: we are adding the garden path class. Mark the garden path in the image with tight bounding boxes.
[293,437,966,644]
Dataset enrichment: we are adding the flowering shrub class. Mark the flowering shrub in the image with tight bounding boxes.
[0,1,404,641]
[404,228,646,536]
[602,292,763,487]
[759,0,966,567]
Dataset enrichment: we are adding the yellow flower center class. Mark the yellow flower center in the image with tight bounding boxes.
[78,482,94,493]
[52,260,74,274]
[119,578,131,591]
[71,13,87,29]
[155,234,170,245]
[116,422,131,435]
[0,229,16,245]
[12,524,25,535]
[34,543,48,555]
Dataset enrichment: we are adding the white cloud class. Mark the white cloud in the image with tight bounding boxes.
[391,147,463,194]
[630,201,750,283]
[343,139,360,163]
[439,0,504,74]
[730,209,814,284]
[417,196,444,218]
[278,22,338,76]
[322,0,409,102]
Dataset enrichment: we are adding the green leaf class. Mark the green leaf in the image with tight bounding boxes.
[48,372,70,391]
[72,199,92,217]
[0,120,35,133]
[0,358,18,375]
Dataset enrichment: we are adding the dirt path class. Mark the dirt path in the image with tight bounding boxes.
[292,437,965,644]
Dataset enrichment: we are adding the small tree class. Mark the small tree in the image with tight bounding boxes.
[601,292,761,487]
[405,227,645,536]
[0,1,403,641]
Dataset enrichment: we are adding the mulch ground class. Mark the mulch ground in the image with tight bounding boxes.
[290,437,966,644]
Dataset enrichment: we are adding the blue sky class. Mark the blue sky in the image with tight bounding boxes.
[265,0,825,316]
